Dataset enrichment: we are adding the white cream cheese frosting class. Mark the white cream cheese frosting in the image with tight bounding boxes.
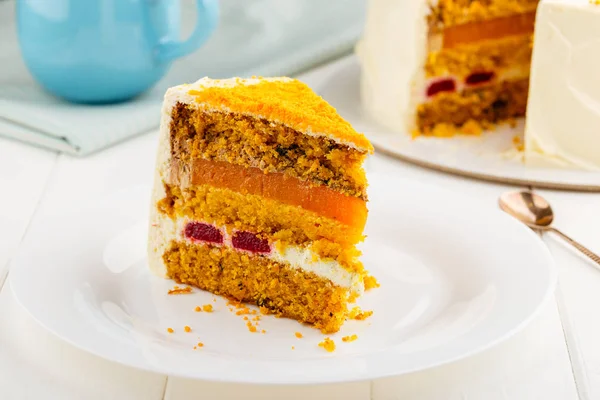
[524,0,600,170]
[355,0,430,133]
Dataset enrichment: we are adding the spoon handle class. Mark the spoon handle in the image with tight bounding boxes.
[548,227,600,268]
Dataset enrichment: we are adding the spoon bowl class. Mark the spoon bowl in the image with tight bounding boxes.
[499,191,554,229]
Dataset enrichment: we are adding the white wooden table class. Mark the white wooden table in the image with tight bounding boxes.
[1,69,600,400]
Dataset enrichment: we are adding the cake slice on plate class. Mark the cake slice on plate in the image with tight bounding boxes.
[148,77,374,333]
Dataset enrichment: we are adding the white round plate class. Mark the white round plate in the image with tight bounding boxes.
[309,56,600,191]
[10,173,556,384]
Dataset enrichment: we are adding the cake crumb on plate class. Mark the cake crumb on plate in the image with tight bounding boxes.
[168,286,193,295]
[342,334,358,342]
[348,306,373,320]
[318,338,336,352]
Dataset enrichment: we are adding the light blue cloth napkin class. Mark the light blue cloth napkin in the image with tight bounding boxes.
[0,0,365,155]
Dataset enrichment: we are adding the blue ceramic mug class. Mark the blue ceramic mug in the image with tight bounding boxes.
[17,0,219,103]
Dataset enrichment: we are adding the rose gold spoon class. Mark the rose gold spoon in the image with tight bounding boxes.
[499,190,600,269]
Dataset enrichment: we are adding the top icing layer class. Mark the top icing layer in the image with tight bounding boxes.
[164,77,373,153]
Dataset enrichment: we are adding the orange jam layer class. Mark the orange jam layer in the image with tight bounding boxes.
[441,11,536,49]
[171,158,368,229]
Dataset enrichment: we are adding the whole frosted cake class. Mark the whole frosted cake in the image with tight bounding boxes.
[357,0,600,169]
[148,77,375,333]
[357,0,538,136]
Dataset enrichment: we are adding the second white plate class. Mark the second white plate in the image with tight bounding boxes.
[305,56,600,191]
[10,173,556,384]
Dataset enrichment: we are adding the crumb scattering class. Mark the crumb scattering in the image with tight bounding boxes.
[348,306,373,321]
[355,310,373,320]
[292,346,295,350]
[295,332,303,339]
[318,337,336,352]
[168,286,193,295]
[195,306,201,312]
[364,275,380,290]
[197,342,204,348]
[184,326,191,333]
[202,304,214,312]
[224,299,267,334]
[246,321,257,333]
[342,334,358,342]
[167,328,174,333]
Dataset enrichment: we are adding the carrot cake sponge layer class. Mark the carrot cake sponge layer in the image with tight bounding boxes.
[149,77,373,333]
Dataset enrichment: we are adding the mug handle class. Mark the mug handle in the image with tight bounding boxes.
[155,0,219,63]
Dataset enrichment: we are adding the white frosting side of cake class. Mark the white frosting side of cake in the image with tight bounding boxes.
[147,92,176,278]
[150,214,364,294]
[159,77,369,152]
[524,0,600,170]
[355,0,430,133]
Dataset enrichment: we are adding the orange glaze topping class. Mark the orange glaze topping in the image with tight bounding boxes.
[187,78,373,153]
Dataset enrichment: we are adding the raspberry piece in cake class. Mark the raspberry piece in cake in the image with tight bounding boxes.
[465,71,495,86]
[426,78,456,97]
[232,231,271,254]
[184,222,223,244]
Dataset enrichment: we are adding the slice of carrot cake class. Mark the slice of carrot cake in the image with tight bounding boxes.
[148,77,374,333]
